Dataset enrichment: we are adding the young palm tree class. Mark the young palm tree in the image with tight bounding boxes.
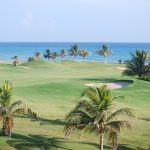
[123,50,150,79]
[69,44,80,60]
[0,81,37,137]
[97,44,112,64]
[79,49,90,62]
[64,85,134,150]
[43,49,52,61]
[59,49,67,62]
[34,51,41,60]
[12,56,19,66]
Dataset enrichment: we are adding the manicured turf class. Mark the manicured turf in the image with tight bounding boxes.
[0,60,150,150]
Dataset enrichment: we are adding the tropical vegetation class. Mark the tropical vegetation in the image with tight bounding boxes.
[69,44,80,60]
[123,50,150,79]
[0,81,37,137]
[43,49,52,61]
[34,51,41,60]
[64,85,134,150]
[59,49,67,62]
[79,49,90,61]
[97,44,112,64]
[12,56,19,66]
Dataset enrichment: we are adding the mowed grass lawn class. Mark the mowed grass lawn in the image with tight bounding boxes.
[0,60,150,150]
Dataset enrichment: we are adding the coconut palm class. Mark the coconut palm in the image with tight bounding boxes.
[123,50,150,79]
[0,81,37,137]
[51,52,59,60]
[12,56,19,66]
[34,51,41,60]
[43,49,52,61]
[64,85,134,150]
[97,44,112,64]
[79,49,90,62]
[59,49,67,62]
[69,44,80,60]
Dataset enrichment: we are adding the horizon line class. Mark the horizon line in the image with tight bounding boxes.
[0,41,150,43]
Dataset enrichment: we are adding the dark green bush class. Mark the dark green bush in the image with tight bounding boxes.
[141,76,150,82]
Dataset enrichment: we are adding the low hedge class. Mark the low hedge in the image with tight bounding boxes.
[141,76,150,82]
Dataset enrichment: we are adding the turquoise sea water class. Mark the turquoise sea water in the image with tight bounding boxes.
[0,42,150,63]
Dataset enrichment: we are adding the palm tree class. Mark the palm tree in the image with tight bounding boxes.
[64,85,134,150]
[97,44,112,64]
[123,50,150,79]
[12,56,19,66]
[59,49,67,62]
[69,44,80,60]
[79,49,90,62]
[34,51,41,60]
[0,81,37,137]
[51,52,59,60]
[43,49,52,61]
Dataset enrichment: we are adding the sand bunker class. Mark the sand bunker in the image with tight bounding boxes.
[116,67,127,71]
[85,81,132,89]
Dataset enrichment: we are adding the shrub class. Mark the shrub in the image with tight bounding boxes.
[28,57,34,62]
[141,76,150,82]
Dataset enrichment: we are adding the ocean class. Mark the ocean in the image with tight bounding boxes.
[0,42,150,63]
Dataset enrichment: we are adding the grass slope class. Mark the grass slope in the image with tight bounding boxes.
[0,60,149,150]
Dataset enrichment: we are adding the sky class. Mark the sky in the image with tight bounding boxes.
[0,0,150,42]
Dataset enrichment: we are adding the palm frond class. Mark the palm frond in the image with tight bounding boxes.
[82,122,96,135]
[8,101,37,119]
[107,127,118,150]
[106,120,132,134]
[107,107,134,122]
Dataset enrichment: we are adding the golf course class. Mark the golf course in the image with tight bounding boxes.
[0,60,149,150]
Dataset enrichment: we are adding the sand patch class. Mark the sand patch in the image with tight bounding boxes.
[116,67,127,71]
[85,81,132,89]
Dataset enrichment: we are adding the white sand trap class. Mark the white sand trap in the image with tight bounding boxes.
[85,81,132,89]
[116,67,127,71]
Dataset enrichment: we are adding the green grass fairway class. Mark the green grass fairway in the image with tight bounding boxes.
[0,60,150,150]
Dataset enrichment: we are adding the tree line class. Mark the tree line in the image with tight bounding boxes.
[12,44,112,65]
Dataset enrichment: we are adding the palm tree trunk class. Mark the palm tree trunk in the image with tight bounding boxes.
[75,55,76,60]
[2,125,5,135]
[83,56,85,62]
[2,121,8,136]
[2,117,11,136]
[100,134,104,150]
[104,56,107,64]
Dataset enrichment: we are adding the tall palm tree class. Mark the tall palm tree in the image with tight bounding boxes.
[79,49,90,62]
[59,49,67,62]
[0,81,37,137]
[123,50,150,79]
[64,85,134,150]
[43,49,52,61]
[12,56,19,66]
[34,51,41,60]
[97,44,112,64]
[69,44,80,60]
